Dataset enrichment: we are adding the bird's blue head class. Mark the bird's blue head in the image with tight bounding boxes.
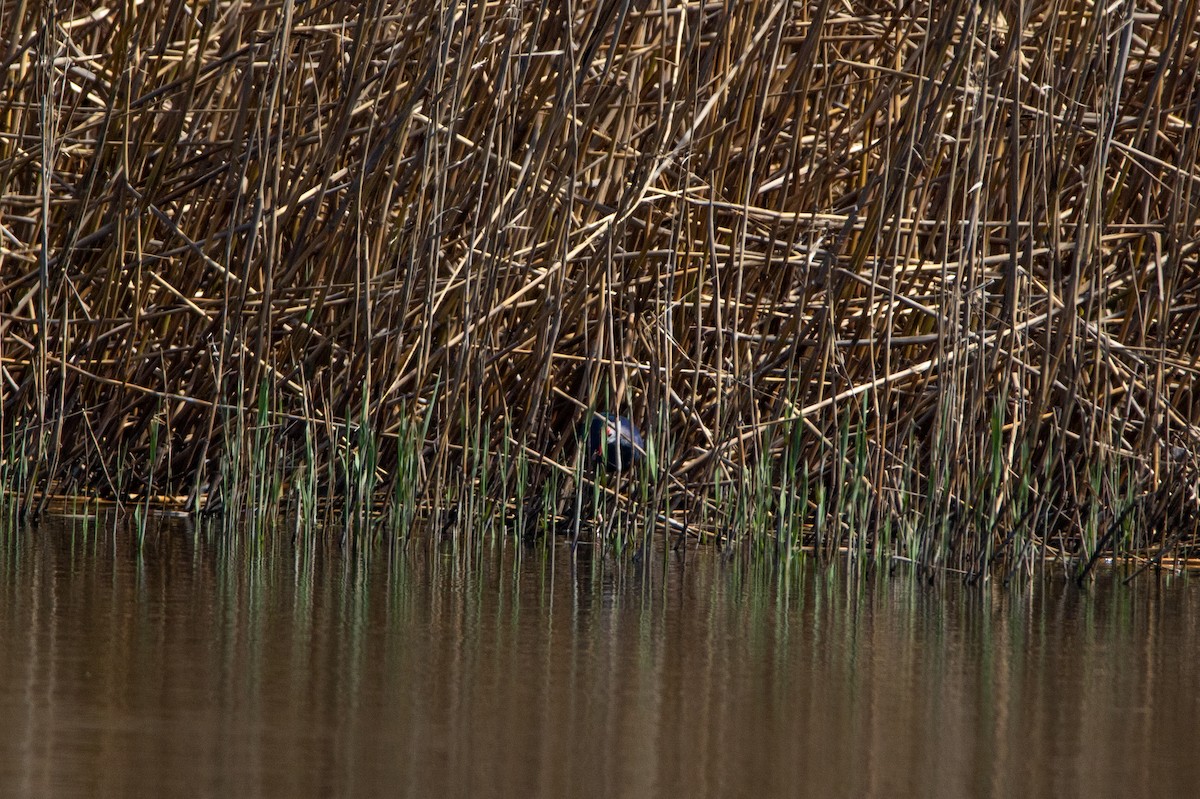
[586,413,644,472]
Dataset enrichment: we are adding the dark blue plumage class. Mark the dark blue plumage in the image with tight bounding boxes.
[586,413,644,472]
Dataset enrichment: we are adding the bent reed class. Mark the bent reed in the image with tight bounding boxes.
[2,0,1198,579]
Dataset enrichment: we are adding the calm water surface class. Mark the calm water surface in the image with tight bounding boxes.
[2,515,1199,798]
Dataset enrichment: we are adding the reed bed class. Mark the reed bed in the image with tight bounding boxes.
[2,0,1198,579]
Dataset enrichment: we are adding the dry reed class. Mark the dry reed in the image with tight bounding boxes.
[2,0,1199,578]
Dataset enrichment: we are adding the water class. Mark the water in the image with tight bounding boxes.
[2,514,1199,798]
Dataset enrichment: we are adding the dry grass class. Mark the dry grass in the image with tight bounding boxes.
[2,0,1199,576]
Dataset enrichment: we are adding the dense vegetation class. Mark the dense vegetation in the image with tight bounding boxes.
[2,0,1198,578]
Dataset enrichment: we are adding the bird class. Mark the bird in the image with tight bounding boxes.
[586,413,644,472]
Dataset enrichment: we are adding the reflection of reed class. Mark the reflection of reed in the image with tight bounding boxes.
[3,1,1199,572]
[4,521,1200,795]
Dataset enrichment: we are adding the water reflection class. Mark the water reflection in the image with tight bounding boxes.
[1,515,1199,797]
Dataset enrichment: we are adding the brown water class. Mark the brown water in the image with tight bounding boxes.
[2,515,1199,798]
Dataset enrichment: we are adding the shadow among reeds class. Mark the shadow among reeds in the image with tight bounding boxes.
[2,0,1198,578]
